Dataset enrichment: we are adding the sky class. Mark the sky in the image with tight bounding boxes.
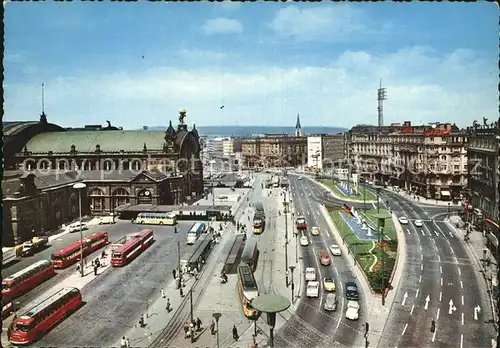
[4,2,498,129]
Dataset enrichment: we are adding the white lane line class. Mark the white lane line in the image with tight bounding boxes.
[407,229,411,235]
[449,231,454,238]
[334,266,338,274]
[421,254,423,261]
[436,308,440,320]
[402,323,408,336]
[317,212,320,216]
[460,334,463,348]
[458,268,461,276]
[432,327,437,342]
[421,229,425,236]
[415,289,419,298]
[410,304,415,315]
[439,291,442,302]
[434,230,439,237]
[461,295,464,306]
[460,280,463,289]
[440,278,443,286]
[461,312,464,325]
[437,255,441,262]
[336,317,341,329]
[421,264,424,271]
[419,244,422,252]
[440,266,443,274]
[419,275,422,284]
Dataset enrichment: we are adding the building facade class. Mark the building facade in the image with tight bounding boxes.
[242,134,307,168]
[307,136,323,169]
[322,134,346,168]
[348,121,468,200]
[3,109,204,246]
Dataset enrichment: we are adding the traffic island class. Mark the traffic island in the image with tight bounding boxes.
[327,206,397,295]
[317,179,378,202]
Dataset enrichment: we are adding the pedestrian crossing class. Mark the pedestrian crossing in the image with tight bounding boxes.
[404,226,456,239]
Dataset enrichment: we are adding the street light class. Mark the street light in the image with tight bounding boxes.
[286,266,296,303]
[448,202,451,217]
[73,182,86,277]
[283,192,289,288]
[294,227,299,264]
[212,312,222,348]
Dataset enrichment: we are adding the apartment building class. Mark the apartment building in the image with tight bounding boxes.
[348,121,468,200]
[242,133,307,168]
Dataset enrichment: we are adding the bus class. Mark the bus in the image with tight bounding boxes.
[111,229,155,266]
[186,222,206,245]
[237,264,260,320]
[240,238,259,272]
[50,232,109,269]
[8,287,82,345]
[134,212,177,226]
[253,212,265,234]
[2,260,55,301]
[2,299,14,319]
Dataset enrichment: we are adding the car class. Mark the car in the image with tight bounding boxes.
[305,267,317,281]
[324,293,338,311]
[69,222,87,233]
[323,277,336,292]
[296,216,307,230]
[298,177,303,180]
[319,251,331,266]
[300,235,309,246]
[345,282,359,300]
[414,219,423,227]
[398,216,409,225]
[345,300,360,320]
[306,281,320,298]
[329,244,342,256]
[311,226,320,236]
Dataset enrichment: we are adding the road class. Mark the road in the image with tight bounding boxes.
[280,175,365,347]
[31,221,196,347]
[379,190,495,348]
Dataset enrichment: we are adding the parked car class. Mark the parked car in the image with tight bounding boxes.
[306,281,320,298]
[398,216,409,225]
[324,293,338,311]
[311,226,320,236]
[345,300,360,320]
[414,219,423,227]
[319,251,331,266]
[69,222,88,233]
[345,282,359,301]
[323,277,336,292]
[329,244,342,256]
[305,267,317,281]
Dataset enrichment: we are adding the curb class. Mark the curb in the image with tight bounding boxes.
[381,187,456,208]
[312,178,377,204]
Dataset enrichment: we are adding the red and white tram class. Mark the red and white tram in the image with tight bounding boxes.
[111,229,155,267]
[50,232,109,268]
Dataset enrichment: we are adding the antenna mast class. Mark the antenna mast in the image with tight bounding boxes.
[377,79,387,127]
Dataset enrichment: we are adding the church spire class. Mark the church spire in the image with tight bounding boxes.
[295,113,302,137]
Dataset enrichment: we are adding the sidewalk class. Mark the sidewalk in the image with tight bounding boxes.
[319,204,407,348]
[446,215,498,327]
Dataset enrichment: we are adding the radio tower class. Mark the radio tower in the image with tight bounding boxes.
[377,79,387,127]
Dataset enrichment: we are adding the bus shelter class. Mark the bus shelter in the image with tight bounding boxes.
[187,236,214,273]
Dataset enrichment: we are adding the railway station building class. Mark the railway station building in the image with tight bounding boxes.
[3,109,203,247]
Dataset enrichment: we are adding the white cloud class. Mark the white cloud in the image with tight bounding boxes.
[4,47,496,129]
[269,4,386,42]
[202,17,243,35]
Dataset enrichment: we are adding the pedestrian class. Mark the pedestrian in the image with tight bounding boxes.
[125,337,130,348]
[210,320,216,335]
[120,336,127,348]
[94,265,98,276]
[172,269,177,279]
[76,263,81,273]
[196,317,202,331]
[184,322,190,338]
[232,325,239,341]
[174,226,178,233]
[139,314,145,327]
[166,298,171,312]
[189,321,195,337]
[161,289,165,298]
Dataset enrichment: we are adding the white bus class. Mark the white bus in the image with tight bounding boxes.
[134,212,176,226]
[186,222,206,245]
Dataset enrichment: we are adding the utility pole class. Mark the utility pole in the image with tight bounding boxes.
[177,241,182,290]
[284,191,289,287]
[364,322,369,348]
[189,289,194,323]
[363,183,366,211]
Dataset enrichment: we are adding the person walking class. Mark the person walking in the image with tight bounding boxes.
[196,317,202,331]
[166,298,171,312]
[210,320,216,336]
[232,325,239,341]
[120,336,127,348]
[125,337,130,348]
[172,269,177,279]
[184,322,190,338]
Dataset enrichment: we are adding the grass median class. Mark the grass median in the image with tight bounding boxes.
[320,179,378,201]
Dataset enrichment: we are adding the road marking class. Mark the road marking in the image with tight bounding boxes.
[334,266,338,274]
[402,323,408,335]
[440,266,443,274]
[449,231,454,238]
[458,268,461,276]
[421,229,425,236]
[415,289,419,298]
[410,304,415,315]
[434,230,439,237]
[421,264,424,271]
[440,278,443,286]
[407,229,411,235]
[437,255,441,262]
[461,312,464,325]
[432,327,437,342]
[460,280,463,289]
[421,254,423,261]
[460,334,463,348]
[419,244,422,252]
[461,295,464,306]
[436,307,440,320]
[336,317,341,329]
[439,292,442,302]
[419,275,422,284]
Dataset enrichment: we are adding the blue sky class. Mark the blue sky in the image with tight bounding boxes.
[4,2,498,129]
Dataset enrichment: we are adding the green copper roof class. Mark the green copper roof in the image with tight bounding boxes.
[24,130,167,153]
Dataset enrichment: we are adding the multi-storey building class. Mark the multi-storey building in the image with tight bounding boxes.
[348,121,468,200]
[222,138,234,158]
[466,122,499,255]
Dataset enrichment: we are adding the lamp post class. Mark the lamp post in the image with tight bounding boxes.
[363,182,367,211]
[294,227,299,264]
[73,182,86,277]
[212,312,222,348]
[252,294,290,348]
[283,192,289,288]
[376,187,381,213]
[447,202,451,217]
[286,266,296,303]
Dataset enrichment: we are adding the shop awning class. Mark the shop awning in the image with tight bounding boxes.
[441,190,451,196]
